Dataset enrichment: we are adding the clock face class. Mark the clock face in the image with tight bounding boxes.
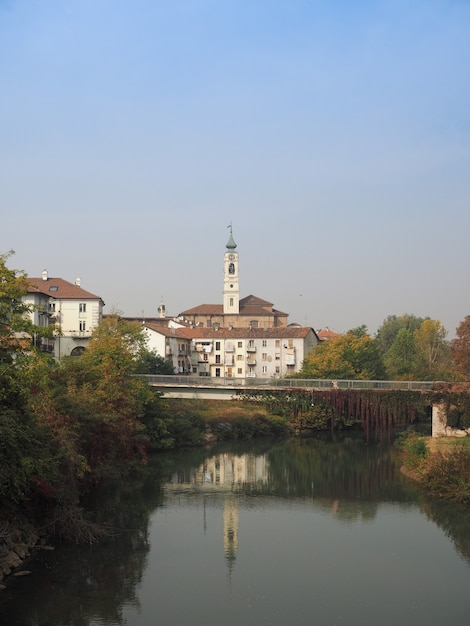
[228,254,235,260]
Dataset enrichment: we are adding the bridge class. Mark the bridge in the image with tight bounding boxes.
[136,375,470,438]
[136,374,435,395]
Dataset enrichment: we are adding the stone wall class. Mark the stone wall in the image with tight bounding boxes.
[0,514,41,586]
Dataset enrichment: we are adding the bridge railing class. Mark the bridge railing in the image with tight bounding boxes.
[134,374,436,391]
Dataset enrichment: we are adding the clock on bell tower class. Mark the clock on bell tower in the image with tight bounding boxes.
[223,225,240,315]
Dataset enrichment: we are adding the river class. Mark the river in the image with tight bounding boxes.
[1,435,470,625]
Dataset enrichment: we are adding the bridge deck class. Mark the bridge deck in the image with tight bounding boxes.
[135,374,435,391]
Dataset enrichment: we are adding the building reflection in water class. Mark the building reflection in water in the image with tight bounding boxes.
[165,452,268,573]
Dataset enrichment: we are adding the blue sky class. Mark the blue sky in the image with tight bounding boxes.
[1,0,469,337]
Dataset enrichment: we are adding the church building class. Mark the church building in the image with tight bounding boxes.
[179,227,289,329]
[143,227,319,378]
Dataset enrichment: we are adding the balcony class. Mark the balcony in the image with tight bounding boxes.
[247,346,256,353]
[69,330,91,338]
[246,359,256,367]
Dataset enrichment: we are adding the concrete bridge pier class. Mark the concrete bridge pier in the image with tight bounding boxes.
[432,401,470,438]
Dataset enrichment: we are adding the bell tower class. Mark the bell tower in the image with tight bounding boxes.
[223,225,239,315]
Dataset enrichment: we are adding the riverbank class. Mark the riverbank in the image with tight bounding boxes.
[0,400,288,586]
[0,510,43,587]
[400,435,470,503]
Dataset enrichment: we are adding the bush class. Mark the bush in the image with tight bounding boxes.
[396,430,429,472]
[422,446,470,504]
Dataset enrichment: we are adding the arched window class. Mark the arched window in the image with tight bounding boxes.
[70,346,85,357]
[228,263,235,275]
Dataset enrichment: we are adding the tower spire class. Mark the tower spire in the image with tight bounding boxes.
[226,223,237,250]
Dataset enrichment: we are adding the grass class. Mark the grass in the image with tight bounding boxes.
[166,398,272,422]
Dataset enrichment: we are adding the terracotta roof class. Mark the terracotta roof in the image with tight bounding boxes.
[239,295,273,307]
[179,304,223,315]
[317,327,340,341]
[145,325,315,340]
[27,277,103,302]
[179,294,288,317]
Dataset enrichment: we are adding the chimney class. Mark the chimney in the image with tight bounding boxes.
[42,269,48,281]
[75,276,81,287]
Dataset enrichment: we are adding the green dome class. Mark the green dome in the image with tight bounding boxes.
[226,226,237,250]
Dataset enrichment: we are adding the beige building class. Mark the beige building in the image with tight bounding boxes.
[24,270,104,359]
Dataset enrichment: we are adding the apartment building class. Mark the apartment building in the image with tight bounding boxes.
[24,270,104,359]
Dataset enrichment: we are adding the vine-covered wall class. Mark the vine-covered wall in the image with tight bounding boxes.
[238,388,431,441]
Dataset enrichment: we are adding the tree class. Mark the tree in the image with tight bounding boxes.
[384,328,418,379]
[375,314,426,356]
[347,324,369,338]
[414,319,450,380]
[451,316,470,380]
[0,251,33,362]
[134,348,175,374]
[300,333,385,380]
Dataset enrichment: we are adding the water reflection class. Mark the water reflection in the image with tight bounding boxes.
[1,437,470,626]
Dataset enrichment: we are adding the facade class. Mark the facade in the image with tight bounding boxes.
[142,321,193,374]
[24,270,105,359]
[187,325,317,378]
[135,228,319,378]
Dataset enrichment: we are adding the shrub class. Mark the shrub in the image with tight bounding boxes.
[422,446,470,504]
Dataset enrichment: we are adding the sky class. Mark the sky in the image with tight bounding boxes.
[1,0,469,338]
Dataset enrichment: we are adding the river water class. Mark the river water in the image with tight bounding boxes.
[1,436,470,626]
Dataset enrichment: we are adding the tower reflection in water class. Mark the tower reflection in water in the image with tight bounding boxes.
[165,452,268,572]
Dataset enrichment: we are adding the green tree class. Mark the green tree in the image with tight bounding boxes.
[300,333,385,380]
[384,328,418,379]
[0,251,33,362]
[451,315,470,380]
[347,324,369,338]
[134,348,175,374]
[375,314,426,356]
[413,319,450,380]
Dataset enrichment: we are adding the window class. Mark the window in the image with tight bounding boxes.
[229,297,234,306]
[238,341,242,348]
[215,368,221,377]
[79,303,86,313]
[288,339,294,348]
[237,354,243,361]
[275,353,280,360]
[237,368,242,375]
[262,339,267,347]
[216,354,221,364]
[262,366,267,374]
[275,366,280,374]
[250,320,258,328]
[215,341,221,351]
[49,302,56,313]
[203,353,208,361]
[48,286,58,292]
[206,320,212,327]
[275,340,280,348]
[228,262,235,274]
[79,321,86,332]
[262,353,267,361]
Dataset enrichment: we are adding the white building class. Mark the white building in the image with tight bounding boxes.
[187,325,317,378]
[24,270,105,359]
